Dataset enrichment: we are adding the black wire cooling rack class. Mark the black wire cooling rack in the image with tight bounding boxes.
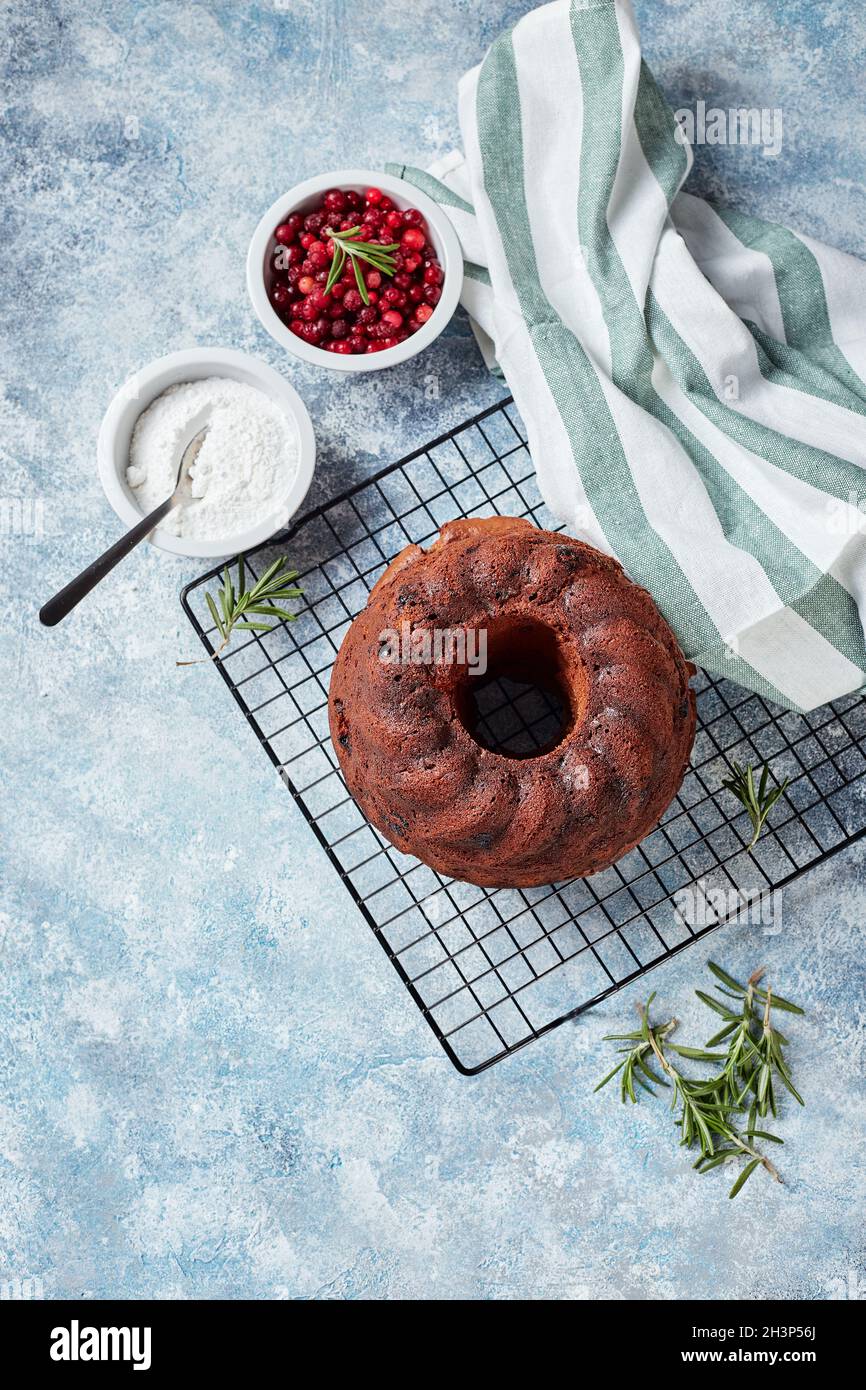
[181,396,866,1074]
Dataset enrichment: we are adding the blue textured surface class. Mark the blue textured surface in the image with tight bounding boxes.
[2,0,865,1300]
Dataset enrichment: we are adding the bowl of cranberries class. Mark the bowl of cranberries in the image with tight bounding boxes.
[247,170,462,372]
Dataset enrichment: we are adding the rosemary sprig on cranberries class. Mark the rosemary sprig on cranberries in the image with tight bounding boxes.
[323,225,400,305]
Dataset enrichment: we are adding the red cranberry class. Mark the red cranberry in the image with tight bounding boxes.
[274,222,296,246]
[381,309,403,329]
[385,210,403,230]
[297,275,316,295]
[378,197,394,213]
[423,262,443,285]
[357,305,377,326]
[409,283,424,303]
[402,253,421,273]
[330,281,346,300]
[346,189,363,210]
[365,187,383,204]
[394,272,411,289]
[415,303,434,323]
[299,232,315,250]
[330,318,349,339]
[324,189,347,213]
[304,211,326,233]
[327,340,354,354]
[365,270,382,289]
[423,284,442,305]
[367,290,379,304]
[363,208,382,227]
[401,227,426,252]
[343,288,363,312]
[272,284,292,308]
[402,208,424,228]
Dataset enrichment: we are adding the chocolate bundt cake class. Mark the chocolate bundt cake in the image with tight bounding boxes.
[329,517,695,888]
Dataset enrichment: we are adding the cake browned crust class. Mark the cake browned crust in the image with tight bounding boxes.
[328,517,696,888]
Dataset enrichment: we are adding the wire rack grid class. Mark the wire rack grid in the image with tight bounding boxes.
[181,396,866,1074]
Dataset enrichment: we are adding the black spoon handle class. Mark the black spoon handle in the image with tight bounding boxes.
[39,495,177,627]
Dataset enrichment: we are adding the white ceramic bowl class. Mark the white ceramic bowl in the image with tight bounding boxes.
[246,169,462,373]
[97,347,315,559]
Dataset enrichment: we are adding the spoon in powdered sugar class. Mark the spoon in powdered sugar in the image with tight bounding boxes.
[39,426,210,627]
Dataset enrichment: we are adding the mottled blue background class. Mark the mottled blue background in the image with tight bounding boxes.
[2,0,865,1300]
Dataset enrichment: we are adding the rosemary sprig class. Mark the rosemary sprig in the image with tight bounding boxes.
[699,962,804,1122]
[698,967,766,1111]
[178,553,302,666]
[593,993,675,1102]
[596,966,804,1198]
[665,1069,781,1191]
[641,1000,782,1196]
[721,759,790,851]
[323,225,400,305]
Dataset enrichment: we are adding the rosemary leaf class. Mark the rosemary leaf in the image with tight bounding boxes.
[729,1158,761,1198]
[668,1045,729,1062]
[695,990,739,1020]
[707,962,745,992]
[353,256,368,304]
[206,592,225,639]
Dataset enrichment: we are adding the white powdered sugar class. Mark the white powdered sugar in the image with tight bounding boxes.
[126,377,298,540]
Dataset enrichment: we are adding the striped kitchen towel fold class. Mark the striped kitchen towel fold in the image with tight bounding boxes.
[388,0,866,713]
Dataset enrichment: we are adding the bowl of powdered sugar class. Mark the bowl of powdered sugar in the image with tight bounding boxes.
[97,348,315,558]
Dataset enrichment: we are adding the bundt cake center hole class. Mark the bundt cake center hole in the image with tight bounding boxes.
[457,619,577,761]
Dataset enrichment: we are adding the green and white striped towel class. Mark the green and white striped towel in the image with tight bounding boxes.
[389,0,866,713]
